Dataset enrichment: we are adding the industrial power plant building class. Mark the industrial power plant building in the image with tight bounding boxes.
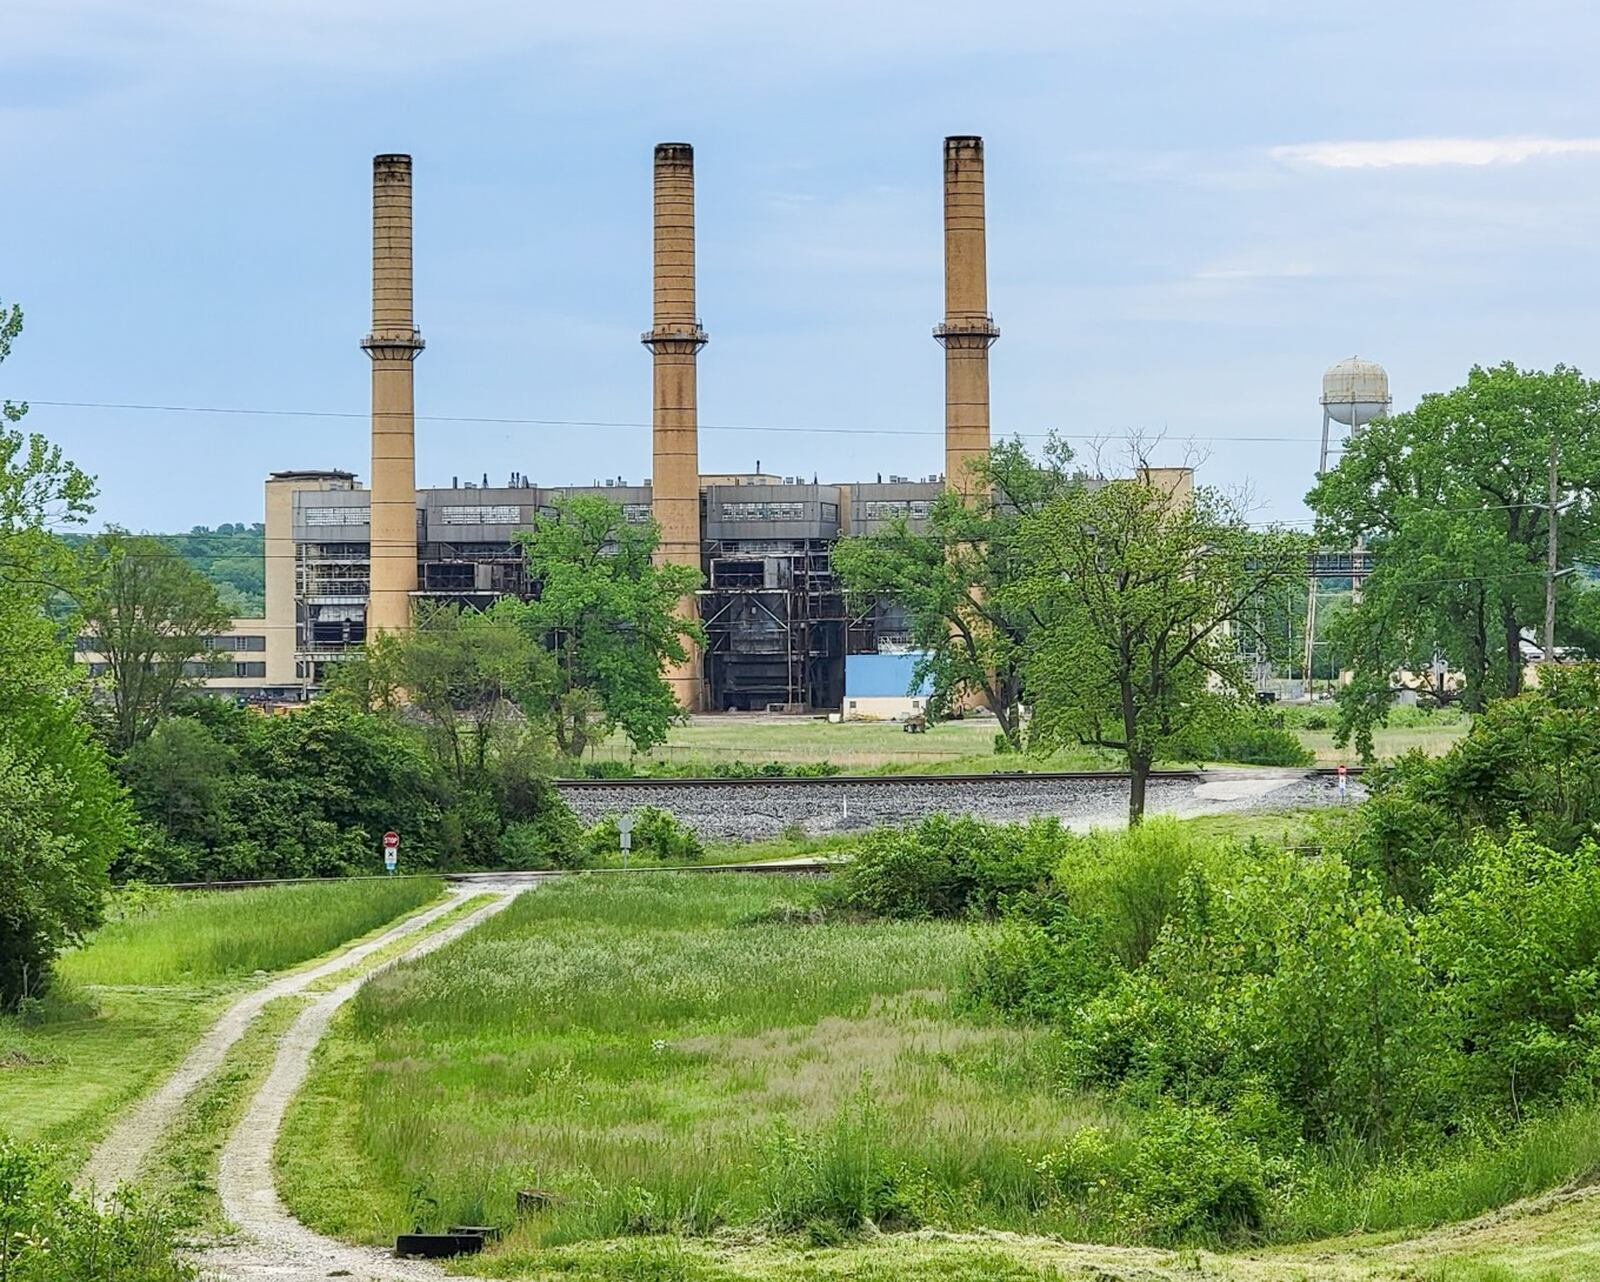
[232,137,1187,712]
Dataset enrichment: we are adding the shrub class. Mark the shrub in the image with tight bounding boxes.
[966,908,1114,1023]
[1202,724,1314,767]
[824,815,1061,919]
[498,818,576,870]
[582,807,703,866]
[1344,665,1600,872]
[0,1137,194,1281]
[1419,830,1600,1113]
[1124,1105,1268,1241]
[1055,820,1221,970]
[967,821,1218,1022]
[1034,1125,1118,1199]
[1064,852,1435,1147]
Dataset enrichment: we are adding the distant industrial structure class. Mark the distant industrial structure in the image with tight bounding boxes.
[1304,357,1391,685]
[237,137,1025,712]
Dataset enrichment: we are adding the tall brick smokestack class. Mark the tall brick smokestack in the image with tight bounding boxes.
[363,153,424,635]
[642,142,707,710]
[934,135,999,498]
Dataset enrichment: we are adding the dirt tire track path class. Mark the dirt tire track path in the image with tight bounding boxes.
[202,885,520,1281]
[78,886,478,1198]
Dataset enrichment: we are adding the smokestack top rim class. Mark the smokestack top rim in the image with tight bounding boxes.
[944,134,984,146]
[373,152,413,166]
[655,141,695,157]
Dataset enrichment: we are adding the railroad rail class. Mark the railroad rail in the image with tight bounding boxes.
[556,768,1205,789]
[556,765,1362,789]
[161,860,833,892]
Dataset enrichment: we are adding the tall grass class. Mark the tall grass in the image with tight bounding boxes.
[281,875,1114,1247]
[58,878,442,985]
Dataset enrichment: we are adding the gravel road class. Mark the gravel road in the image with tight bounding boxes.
[201,884,523,1281]
[563,769,1361,841]
[78,888,478,1199]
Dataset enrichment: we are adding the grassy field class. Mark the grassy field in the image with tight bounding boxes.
[586,717,1113,772]
[0,878,443,1163]
[584,711,1464,774]
[278,872,1600,1281]
[59,878,442,986]
[278,875,1116,1251]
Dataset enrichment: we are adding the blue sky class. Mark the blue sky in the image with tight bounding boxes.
[5,0,1597,530]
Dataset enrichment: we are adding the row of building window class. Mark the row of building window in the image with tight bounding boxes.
[302,506,370,526]
[861,500,932,519]
[719,501,808,521]
[79,634,266,653]
[84,660,266,679]
[438,504,521,525]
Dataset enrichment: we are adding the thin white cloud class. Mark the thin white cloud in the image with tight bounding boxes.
[1272,137,1600,169]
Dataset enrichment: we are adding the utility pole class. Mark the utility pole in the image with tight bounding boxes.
[1545,432,1559,662]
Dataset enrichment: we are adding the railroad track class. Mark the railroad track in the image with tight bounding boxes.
[162,860,832,892]
[557,765,1360,790]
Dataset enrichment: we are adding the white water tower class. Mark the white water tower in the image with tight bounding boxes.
[1319,357,1390,474]
[1305,357,1391,693]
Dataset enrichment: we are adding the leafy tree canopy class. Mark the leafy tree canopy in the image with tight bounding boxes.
[78,530,234,750]
[1017,469,1305,822]
[505,495,701,758]
[833,436,1087,747]
[1308,362,1600,754]
[0,301,130,1006]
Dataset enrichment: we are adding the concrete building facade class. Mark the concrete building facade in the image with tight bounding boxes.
[265,468,948,709]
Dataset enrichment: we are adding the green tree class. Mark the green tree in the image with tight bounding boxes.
[78,531,234,750]
[506,495,702,757]
[0,301,130,1005]
[1309,363,1600,754]
[330,601,552,788]
[833,438,1085,747]
[325,605,575,868]
[1019,472,1304,823]
[120,700,446,882]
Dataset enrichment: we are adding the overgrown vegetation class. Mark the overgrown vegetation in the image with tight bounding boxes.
[278,875,1106,1250]
[0,1138,194,1281]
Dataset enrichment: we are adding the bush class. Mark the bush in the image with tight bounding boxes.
[1201,724,1314,767]
[1124,1106,1268,1241]
[966,909,1113,1023]
[1056,820,1221,969]
[1419,830,1600,1113]
[1340,667,1600,905]
[0,1137,194,1280]
[824,815,1061,919]
[498,818,578,870]
[1063,851,1435,1147]
[582,807,703,866]
[580,759,635,779]
[118,702,445,882]
[967,821,1219,1021]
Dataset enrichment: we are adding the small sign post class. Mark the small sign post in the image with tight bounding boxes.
[1336,765,1348,804]
[617,814,634,870]
[383,830,400,874]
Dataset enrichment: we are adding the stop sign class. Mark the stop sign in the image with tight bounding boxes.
[383,831,400,850]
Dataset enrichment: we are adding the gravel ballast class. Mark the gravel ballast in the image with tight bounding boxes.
[560,770,1363,842]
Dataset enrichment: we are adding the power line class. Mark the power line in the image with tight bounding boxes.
[27,397,1324,445]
